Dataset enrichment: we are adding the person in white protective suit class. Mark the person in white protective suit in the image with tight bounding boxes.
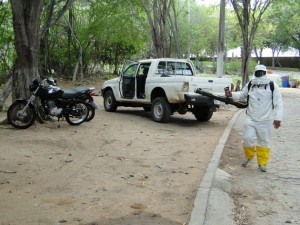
[225,65,283,172]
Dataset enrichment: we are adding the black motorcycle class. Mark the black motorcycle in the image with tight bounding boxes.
[47,77,97,122]
[7,78,90,129]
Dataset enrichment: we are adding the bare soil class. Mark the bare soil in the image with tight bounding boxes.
[0,79,238,225]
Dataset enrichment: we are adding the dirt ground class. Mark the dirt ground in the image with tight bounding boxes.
[0,80,238,225]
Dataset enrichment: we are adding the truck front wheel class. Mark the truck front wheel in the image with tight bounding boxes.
[194,110,213,121]
[104,90,118,112]
[151,97,171,123]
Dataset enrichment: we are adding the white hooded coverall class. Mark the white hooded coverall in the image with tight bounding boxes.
[231,68,283,167]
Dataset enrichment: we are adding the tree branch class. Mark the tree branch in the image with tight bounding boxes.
[40,0,76,38]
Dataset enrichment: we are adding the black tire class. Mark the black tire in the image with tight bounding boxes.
[85,103,95,122]
[65,101,89,125]
[7,101,36,129]
[103,90,117,112]
[151,97,171,123]
[194,110,213,121]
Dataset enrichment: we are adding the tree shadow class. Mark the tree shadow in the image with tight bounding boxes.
[83,211,182,225]
[114,108,209,127]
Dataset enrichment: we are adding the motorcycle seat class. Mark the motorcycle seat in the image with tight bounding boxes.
[62,88,88,99]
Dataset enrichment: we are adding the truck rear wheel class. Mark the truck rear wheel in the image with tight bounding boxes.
[151,97,171,123]
[194,110,213,121]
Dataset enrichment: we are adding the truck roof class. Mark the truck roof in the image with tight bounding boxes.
[138,58,192,63]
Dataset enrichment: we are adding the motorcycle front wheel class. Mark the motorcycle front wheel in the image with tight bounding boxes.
[7,101,36,129]
[65,101,89,125]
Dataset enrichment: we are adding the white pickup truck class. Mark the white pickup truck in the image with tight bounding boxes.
[101,58,233,123]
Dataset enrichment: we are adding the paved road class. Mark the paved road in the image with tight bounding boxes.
[189,88,300,225]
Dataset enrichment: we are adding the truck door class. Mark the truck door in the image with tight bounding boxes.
[121,63,138,98]
[136,63,151,98]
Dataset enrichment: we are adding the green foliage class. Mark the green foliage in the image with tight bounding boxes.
[224,60,257,76]
[103,73,117,80]
[224,60,240,75]
[182,3,220,58]
[0,1,14,85]
[87,0,148,53]
[268,0,300,69]
[38,0,149,78]
[1,0,299,85]
[198,59,257,76]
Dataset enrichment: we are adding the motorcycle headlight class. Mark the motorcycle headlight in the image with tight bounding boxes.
[29,79,39,91]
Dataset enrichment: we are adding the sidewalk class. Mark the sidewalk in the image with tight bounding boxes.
[189,88,300,225]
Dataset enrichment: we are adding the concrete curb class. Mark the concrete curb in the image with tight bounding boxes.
[188,109,244,225]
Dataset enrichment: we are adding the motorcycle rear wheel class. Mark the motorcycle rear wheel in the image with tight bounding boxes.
[85,103,95,122]
[65,101,89,125]
[7,101,36,129]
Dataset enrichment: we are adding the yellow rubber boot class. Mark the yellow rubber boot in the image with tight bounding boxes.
[256,146,270,167]
[243,146,255,160]
[242,146,255,167]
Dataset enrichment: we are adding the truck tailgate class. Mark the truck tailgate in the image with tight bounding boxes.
[188,76,232,95]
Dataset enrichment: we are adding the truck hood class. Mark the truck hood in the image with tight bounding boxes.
[102,77,119,87]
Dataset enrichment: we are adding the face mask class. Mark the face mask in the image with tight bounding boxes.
[255,70,266,77]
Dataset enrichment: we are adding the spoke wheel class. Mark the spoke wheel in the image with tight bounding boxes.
[85,103,95,122]
[65,101,89,125]
[7,101,36,129]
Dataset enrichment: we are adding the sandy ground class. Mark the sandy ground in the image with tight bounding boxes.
[0,80,238,225]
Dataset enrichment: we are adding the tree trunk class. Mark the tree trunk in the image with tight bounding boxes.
[275,50,282,68]
[230,0,271,86]
[0,76,12,112]
[11,0,43,101]
[73,60,79,82]
[169,0,181,57]
[298,48,300,70]
[68,8,73,61]
[67,15,84,85]
[142,0,176,58]
[79,46,83,86]
[272,48,276,67]
[253,47,263,64]
[241,44,251,86]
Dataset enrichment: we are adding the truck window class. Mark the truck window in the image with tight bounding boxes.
[174,62,193,75]
[123,64,138,77]
[156,61,193,76]
[156,61,166,74]
[137,63,151,76]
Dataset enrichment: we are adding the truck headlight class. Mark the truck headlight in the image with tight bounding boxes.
[182,82,189,92]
